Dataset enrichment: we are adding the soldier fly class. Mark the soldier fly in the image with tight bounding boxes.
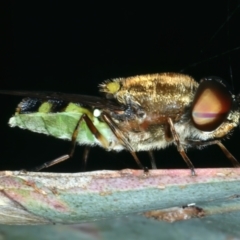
[0,72,240,175]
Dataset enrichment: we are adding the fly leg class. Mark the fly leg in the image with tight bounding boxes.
[101,112,146,170]
[33,154,70,171]
[217,141,240,167]
[148,151,157,169]
[33,114,109,171]
[82,146,91,171]
[167,118,196,176]
[186,139,240,167]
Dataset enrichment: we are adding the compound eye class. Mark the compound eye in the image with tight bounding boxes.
[191,77,232,132]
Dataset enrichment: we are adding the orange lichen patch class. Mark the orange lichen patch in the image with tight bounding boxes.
[144,205,205,222]
[99,191,112,196]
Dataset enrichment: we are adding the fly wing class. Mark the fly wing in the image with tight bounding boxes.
[0,90,124,111]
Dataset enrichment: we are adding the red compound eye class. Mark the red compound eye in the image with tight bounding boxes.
[191,77,232,132]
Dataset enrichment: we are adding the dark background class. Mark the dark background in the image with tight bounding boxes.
[1,1,240,172]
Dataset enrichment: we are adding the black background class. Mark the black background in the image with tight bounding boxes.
[1,1,240,172]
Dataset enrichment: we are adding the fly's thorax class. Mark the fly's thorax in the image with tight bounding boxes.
[100,73,199,129]
[100,73,198,104]
[120,125,172,151]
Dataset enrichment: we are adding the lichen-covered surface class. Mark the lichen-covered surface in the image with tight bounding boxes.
[1,213,240,240]
[0,168,240,226]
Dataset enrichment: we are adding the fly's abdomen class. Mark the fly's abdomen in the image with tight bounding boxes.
[9,98,118,148]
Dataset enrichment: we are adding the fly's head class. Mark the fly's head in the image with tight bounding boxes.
[177,76,240,149]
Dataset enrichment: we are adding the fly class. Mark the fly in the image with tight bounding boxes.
[0,72,240,175]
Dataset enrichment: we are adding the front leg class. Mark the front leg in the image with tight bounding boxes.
[185,139,240,167]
